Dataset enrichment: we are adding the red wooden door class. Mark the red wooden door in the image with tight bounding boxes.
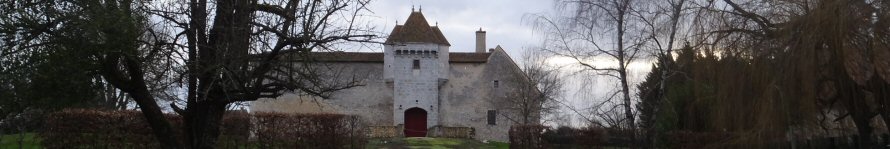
[404,108,427,137]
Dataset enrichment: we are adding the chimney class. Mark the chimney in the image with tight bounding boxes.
[475,28,486,53]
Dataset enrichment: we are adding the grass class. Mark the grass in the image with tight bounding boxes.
[0,133,512,149]
[0,133,41,149]
[366,137,508,149]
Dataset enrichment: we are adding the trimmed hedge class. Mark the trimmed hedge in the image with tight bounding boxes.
[509,125,547,149]
[543,126,608,147]
[252,112,366,148]
[512,125,611,148]
[40,109,366,149]
[665,131,734,148]
[41,109,180,148]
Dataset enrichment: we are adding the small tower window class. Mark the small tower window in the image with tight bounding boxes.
[488,110,497,125]
[493,80,499,88]
[413,60,420,69]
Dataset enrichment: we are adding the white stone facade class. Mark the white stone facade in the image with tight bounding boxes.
[251,10,528,142]
[385,43,450,127]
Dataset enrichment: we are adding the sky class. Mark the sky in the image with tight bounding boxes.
[365,0,553,57]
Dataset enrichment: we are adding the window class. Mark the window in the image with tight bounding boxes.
[493,80,499,88]
[413,60,420,69]
[487,110,497,125]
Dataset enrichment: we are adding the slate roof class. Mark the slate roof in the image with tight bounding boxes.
[385,11,450,45]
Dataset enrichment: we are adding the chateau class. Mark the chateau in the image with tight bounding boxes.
[251,10,530,142]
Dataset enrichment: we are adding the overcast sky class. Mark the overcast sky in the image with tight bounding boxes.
[365,0,553,57]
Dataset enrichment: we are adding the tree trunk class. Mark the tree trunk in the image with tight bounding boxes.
[852,112,876,148]
[18,125,24,149]
[181,0,251,148]
[614,0,636,147]
[184,101,228,149]
[116,57,183,148]
[619,64,636,146]
[130,84,183,148]
[842,75,877,148]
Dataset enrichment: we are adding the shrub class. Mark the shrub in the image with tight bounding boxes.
[665,130,733,148]
[252,112,366,148]
[509,124,547,149]
[40,109,181,148]
[40,109,366,149]
[541,126,608,148]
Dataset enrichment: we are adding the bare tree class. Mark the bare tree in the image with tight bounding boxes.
[144,0,377,148]
[536,0,646,144]
[632,0,689,147]
[495,49,565,125]
[0,0,377,148]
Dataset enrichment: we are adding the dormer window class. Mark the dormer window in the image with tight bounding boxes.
[413,60,420,69]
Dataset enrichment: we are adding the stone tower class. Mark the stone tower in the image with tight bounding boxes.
[383,10,450,135]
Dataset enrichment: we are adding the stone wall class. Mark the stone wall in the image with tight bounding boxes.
[251,48,524,142]
[251,62,394,126]
[367,125,403,138]
[428,126,475,138]
[439,48,519,142]
[386,43,449,127]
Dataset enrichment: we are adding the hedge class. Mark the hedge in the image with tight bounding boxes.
[509,125,547,149]
[40,109,365,149]
[252,112,366,148]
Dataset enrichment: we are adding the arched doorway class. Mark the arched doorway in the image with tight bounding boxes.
[404,107,427,137]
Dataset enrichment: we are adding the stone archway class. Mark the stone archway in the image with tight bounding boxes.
[404,107,427,137]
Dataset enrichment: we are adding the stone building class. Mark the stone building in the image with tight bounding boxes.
[251,10,531,142]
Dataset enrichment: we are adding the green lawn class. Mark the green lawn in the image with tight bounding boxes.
[366,137,508,149]
[0,133,41,149]
[1,134,512,149]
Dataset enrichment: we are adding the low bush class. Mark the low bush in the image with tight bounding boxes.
[253,112,366,148]
[40,109,365,149]
[509,125,547,149]
[41,109,178,148]
[665,130,733,148]
[541,126,608,148]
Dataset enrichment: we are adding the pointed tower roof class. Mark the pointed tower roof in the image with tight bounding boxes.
[385,11,450,45]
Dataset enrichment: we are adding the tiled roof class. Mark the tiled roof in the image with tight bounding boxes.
[284,52,490,63]
[449,53,491,63]
[283,52,384,62]
[385,12,450,45]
